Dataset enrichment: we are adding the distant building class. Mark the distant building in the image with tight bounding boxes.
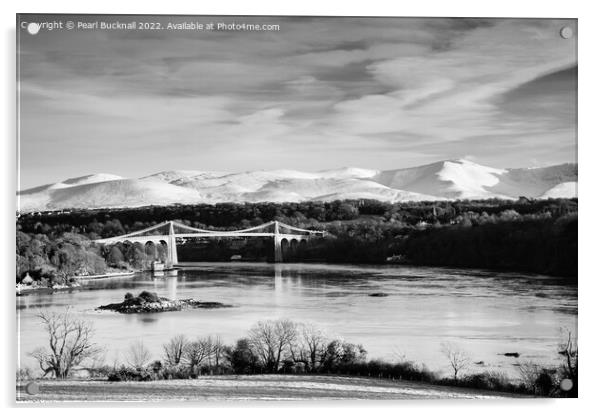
[417,220,429,228]
[22,273,34,285]
[151,261,165,272]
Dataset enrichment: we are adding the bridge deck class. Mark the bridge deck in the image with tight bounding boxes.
[93,220,325,263]
[96,232,317,244]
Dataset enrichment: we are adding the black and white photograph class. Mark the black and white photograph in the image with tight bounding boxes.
[14,13,578,402]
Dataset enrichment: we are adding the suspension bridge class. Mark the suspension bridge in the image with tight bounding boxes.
[94,220,325,265]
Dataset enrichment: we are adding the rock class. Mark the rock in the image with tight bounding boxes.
[369,292,389,297]
[502,352,520,358]
[98,291,232,314]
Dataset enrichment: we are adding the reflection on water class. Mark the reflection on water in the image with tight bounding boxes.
[16,263,577,378]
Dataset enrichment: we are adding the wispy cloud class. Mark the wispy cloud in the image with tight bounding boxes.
[18,16,576,188]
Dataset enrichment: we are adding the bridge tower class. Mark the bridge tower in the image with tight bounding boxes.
[273,220,283,263]
[167,221,179,267]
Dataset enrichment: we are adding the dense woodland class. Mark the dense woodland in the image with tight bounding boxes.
[16,198,578,284]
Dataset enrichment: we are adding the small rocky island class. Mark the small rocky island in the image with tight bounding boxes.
[98,291,232,314]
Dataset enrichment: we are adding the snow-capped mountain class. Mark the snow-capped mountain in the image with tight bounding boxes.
[17,160,577,213]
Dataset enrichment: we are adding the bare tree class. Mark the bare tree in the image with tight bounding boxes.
[249,319,297,372]
[558,329,578,381]
[125,340,151,369]
[289,323,328,372]
[30,309,101,378]
[84,349,109,378]
[441,342,471,381]
[392,346,408,363]
[517,361,543,394]
[184,337,212,374]
[210,335,225,373]
[163,334,188,367]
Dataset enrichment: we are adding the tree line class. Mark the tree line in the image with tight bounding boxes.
[22,308,577,397]
[16,198,578,283]
[17,198,577,238]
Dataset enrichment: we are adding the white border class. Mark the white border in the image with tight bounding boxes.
[2,0,600,415]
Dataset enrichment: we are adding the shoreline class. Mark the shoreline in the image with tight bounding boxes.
[16,270,138,296]
[16,374,529,402]
[70,270,137,280]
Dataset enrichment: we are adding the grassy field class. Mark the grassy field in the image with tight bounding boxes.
[16,374,528,402]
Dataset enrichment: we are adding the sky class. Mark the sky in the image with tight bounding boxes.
[17,15,577,189]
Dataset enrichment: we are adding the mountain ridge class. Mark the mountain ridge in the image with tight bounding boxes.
[17,160,577,213]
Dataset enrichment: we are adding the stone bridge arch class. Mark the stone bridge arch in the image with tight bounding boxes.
[144,241,157,260]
